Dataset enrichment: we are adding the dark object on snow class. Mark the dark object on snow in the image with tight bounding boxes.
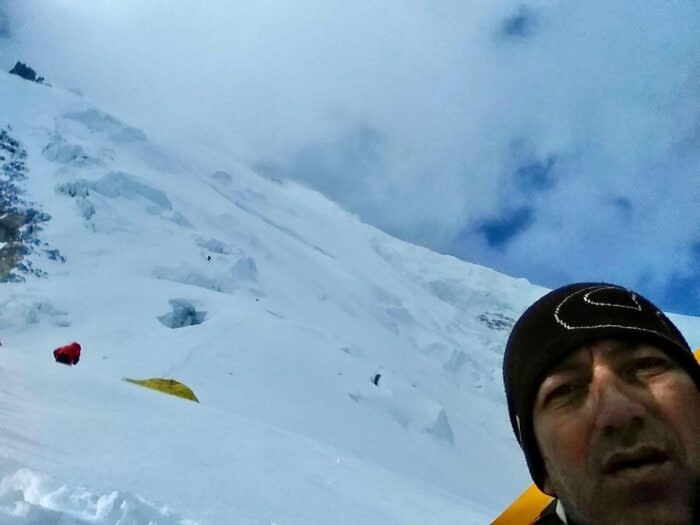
[477,312,515,331]
[10,61,36,81]
[53,341,81,365]
[9,61,45,84]
[207,255,211,261]
[371,373,381,386]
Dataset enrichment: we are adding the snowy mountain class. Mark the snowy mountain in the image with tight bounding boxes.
[1,60,699,524]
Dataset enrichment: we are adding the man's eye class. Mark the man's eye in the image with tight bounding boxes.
[629,357,670,376]
[544,382,583,406]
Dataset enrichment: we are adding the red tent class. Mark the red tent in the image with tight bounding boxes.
[53,342,81,365]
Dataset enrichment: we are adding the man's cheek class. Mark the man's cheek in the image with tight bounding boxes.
[658,385,700,467]
[550,426,591,470]
[682,417,700,471]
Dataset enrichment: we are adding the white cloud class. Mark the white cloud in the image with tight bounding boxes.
[5,0,700,309]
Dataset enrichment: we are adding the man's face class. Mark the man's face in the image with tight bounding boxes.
[532,339,700,525]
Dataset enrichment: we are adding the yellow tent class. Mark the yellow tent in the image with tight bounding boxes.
[123,377,199,403]
[491,347,700,525]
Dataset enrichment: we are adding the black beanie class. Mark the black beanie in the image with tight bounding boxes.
[503,282,698,491]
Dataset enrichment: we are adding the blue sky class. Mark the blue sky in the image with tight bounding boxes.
[471,212,700,317]
[4,0,700,317]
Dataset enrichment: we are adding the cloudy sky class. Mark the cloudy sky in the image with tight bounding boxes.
[4,0,700,316]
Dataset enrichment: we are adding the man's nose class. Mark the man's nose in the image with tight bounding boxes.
[590,364,646,436]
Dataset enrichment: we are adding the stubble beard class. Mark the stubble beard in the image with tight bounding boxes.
[547,462,695,525]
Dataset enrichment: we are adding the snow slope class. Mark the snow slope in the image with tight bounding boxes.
[0,65,698,524]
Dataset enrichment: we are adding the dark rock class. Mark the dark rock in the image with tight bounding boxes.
[9,61,37,82]
[0,127,63,281]
[56,180,90,198]
[45,248,66,262]
[8,61,49,86]
[0,129,20,154]
[477,312,516,331]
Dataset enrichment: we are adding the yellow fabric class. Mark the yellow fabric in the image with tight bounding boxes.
[490,347,700,525]
[123,377,199,403]
[491,484,552,525]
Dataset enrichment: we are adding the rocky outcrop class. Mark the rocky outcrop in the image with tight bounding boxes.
[0,212,27,278]
[0,127,64,281]
[476,312,515,331]
[8,61,46,84]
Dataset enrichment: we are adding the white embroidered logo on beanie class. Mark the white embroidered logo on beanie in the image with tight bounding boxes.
[553,285,673,344]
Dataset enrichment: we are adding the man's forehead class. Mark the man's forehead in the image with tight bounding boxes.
[547,339,659,374]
